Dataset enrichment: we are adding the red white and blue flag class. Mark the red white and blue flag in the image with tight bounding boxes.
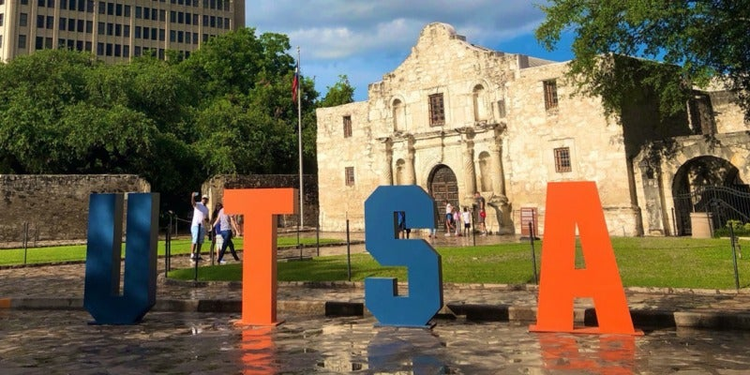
[291,64,299,102]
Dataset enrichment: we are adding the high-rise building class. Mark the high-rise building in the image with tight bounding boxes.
[0,0,245,62]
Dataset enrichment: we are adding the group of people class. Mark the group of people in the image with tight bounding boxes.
[395,192,489,238]
[189,192,242,265]
[444,192,487,237]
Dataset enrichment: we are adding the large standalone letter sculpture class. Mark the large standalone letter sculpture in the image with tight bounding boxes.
[364,185,443,327]
[530,182,640,335]
[224,188,298,326]
[84,193,159,325]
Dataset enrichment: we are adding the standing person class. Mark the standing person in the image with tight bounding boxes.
[190,192,210,262]
[396,211,412,239]
[444,200,454,236]
[212,203,240,264]
[462,206,472,237]
[211,206,223,260]
[396,211,406,239]
[474,192,487,235]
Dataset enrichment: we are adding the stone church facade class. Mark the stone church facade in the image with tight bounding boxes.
[316,23,750,236]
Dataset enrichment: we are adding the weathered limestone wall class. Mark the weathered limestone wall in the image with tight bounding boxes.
[708,91,749,134]
[505,63,639,236]
[317,102,376,231]
[0,174,151,242]
[633,132,750,235]
[201,174,319,228]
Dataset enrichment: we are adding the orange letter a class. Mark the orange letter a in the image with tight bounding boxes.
[530,182,641,335]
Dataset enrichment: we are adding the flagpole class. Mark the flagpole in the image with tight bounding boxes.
[297,46,304,228]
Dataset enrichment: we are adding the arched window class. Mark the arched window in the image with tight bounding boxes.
[478,151,491,191]
[393,99,405,132]
[473,84,486,122]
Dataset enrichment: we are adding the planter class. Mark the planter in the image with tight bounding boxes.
[690,212,714,238]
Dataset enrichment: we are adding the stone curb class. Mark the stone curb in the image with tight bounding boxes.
[2,297,749,330]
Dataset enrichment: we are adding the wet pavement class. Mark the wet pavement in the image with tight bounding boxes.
[2,231,750,373]
[2,311,750,374]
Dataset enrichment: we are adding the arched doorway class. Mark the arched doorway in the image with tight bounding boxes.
[672,156,749,235]
[428,165,459,227]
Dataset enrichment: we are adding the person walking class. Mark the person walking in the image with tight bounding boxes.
[190,192,210,262]
[212,203,240,264]
[444,200,454,236]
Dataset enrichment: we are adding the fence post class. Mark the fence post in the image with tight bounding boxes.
[193,223,201,283]
[23,222,29,265]
[346,217,352,282]
[529,222,539,285]
[729,225,740,290]
[316,216,320,257]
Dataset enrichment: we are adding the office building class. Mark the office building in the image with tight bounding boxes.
[0,0,245,62]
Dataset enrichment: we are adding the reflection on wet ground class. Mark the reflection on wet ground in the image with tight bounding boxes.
[1,311,750,374]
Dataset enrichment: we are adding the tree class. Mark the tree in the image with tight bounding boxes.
[318,75,355,108]
[536,1,750,119]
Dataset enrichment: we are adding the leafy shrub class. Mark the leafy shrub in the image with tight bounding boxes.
[714,220,750,237]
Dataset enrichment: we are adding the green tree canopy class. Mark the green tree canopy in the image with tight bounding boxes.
[318,75,355,108]
[536,0,750,119]
[0,27,352,216]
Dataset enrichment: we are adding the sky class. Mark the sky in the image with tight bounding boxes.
[246,1,576,102]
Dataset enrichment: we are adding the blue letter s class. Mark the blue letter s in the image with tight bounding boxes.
[364,185,443,327]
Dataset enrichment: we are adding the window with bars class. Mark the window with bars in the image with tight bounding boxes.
[429,93,445,126]
[554,147,571,173]
[345,167,355,186]
[543,80,558,110]
[343,116,352,138]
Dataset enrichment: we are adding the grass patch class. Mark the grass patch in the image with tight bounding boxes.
[169,237,750,289]
[0,236,341,266]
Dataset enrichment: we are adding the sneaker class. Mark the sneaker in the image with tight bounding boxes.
[219,260,227,265]
[444,233,450,237]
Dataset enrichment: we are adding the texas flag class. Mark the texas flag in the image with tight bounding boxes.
[291,64,299,103]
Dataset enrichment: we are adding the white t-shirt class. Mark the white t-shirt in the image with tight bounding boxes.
[445,203,453,215]
[462,211,471,224]
[192,202,209,227]
[217,208,231,231]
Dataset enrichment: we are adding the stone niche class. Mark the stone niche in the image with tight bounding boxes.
[0,174,151,243]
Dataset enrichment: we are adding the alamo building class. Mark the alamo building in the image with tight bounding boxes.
[316,23,750,237]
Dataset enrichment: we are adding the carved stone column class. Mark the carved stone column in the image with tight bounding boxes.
[380,138,393,185]
[405,135,416,185]
[490,126,511,233]
[463,140,477,197]
[489,141,506,199]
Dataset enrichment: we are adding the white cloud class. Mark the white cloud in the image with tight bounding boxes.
[245,0,559,100]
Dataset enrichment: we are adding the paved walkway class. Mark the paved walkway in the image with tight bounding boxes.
[2,231,750,330]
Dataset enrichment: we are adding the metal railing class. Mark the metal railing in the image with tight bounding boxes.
[672,185,750,235]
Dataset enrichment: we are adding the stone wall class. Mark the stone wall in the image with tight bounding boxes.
[505,62,640,236]
[316,22,641,235]
[200,174,318,228]
[0,175,151,242]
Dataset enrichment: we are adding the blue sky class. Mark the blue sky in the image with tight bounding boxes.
[246,1,576,102]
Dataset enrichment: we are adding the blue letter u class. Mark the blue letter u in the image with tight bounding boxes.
[84,193,159,325]
[364,185,443,327]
